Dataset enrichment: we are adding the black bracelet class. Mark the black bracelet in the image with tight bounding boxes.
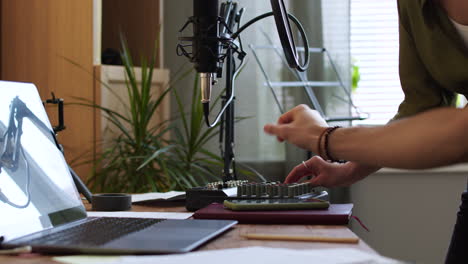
[324,126,345,163]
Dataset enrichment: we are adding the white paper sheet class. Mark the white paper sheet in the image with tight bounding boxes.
[55,247,403,264]
[86,211,192,219]
[131,191,185,203]
[115,247,402,264]
[54,255,119,264]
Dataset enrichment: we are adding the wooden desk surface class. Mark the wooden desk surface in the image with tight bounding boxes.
[0,201,375,264]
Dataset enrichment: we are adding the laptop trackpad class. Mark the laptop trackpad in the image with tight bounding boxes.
[103,219,235,253]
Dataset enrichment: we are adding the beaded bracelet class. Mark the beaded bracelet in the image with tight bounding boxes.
[324,126,341,162]
[316,127,329,159]
[317,126,346,163]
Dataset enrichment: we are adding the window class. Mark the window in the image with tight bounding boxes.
[351,0,402,125]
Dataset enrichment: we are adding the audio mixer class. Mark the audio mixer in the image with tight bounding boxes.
[185,180,328,211]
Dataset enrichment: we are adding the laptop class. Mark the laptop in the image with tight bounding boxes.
[0,81,237,254]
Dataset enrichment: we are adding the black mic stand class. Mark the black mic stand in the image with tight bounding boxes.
[220,48,236,182]
[183,2,247,210]
[177,1,244,184]
[183,0,313,211]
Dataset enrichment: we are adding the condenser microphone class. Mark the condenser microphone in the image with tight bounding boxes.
[193,0,220,105]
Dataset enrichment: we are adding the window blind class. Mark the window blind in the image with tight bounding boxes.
[351,0,403,125]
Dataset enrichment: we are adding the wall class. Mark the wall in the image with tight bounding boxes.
[350,167,467,263]
[101,0,161,67]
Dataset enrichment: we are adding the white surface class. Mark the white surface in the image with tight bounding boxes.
[377,163,468,174]
[86,211,192,219]
[351,171,467,264]
[55,247,402,264]
[131,191,185,203]
[54,255,119,264]
[223,187,238,197]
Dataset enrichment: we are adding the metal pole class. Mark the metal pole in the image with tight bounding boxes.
[222,48,236,182]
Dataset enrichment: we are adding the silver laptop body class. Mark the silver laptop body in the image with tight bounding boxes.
[0,81,236,254]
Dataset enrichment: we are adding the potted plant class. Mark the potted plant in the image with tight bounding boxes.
[73,33,261,193]
[73,37,192,193]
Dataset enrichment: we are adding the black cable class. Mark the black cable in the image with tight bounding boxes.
[232,12,272,39]
[204,11,308,126]
[203,103,211,127]
[201,5,248,128]
[232,12,309,71]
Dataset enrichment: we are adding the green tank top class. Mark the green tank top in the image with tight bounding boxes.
[394,0,468,120]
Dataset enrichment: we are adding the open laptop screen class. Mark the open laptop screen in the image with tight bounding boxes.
[0,81,86,241]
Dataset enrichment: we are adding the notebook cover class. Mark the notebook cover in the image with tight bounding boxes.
[193,203,353,225]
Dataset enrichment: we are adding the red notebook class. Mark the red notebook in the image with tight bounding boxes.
[193,203,353,225]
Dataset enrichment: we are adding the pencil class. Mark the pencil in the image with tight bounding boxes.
[241,233,359,244]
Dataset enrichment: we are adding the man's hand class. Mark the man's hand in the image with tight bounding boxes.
[263,104,328,152]
[285,157,380,187]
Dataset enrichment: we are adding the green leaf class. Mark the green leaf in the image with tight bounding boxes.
[137,145,175,171]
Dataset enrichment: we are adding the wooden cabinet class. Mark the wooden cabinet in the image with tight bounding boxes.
[0,0,163,181]
[1,0,96,179]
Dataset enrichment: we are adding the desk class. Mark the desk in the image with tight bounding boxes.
[0,202,375,264]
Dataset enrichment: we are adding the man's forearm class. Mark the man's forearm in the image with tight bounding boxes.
[330,107,468,169]
[347,162,381,177]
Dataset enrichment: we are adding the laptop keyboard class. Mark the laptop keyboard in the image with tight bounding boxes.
[26,217,164,247]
